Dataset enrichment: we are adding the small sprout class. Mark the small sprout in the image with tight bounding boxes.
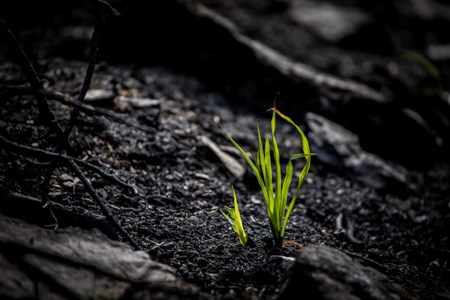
[407,51,450,105]
[222,186,248,246]
[222,105,313,248]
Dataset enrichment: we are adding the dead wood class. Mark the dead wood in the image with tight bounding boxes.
[0,135,140,249]
[68,160,141,250]
[27,1,142,252]
[0,213,197,300]
[40,8,103,208]
[0,189,114,237]
[43,88,157,135]
[0,85,158,134]
[0,18,65,138]
[177,0,386,103]
[0,135,135,192]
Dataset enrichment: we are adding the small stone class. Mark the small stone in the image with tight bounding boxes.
[59,173,73,182]
[414,215,428,223]
[48,192,62,197]
[429,260,440,269]
[125,97,160,108]
[97,189,108,199]
[194,173,210,180]
[289,1,371,42]
[85,89,115,104]
[62,181,74,189]
[161,242,176,250]
[250,195,262,205]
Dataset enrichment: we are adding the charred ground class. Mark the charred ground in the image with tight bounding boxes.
[0,1,449,299]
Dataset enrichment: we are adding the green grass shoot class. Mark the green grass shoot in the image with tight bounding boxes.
[221,106,313,247]
[222,186,248,246]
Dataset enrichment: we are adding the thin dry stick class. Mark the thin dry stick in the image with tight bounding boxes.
[41,13,102,207]
[0,17,65,138]
[43,89,157,134]
[68,160,140,250]
[58,0,121,143]
[0,135,134,192]
[58,22,101,151]
[0,135,140,250]
[1,86,157,135]
[2,190,114,235]
[1,2,137,249]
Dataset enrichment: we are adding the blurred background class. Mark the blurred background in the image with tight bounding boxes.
[1,0,449,169]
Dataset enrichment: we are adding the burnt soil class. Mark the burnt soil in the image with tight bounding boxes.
[1,1,450,299]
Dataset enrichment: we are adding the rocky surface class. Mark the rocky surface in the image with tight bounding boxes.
[0,213,199,300]
[279,245,413,300]
[305,113,407,191]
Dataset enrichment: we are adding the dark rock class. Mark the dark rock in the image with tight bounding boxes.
[288,1,371,43]
[305,113,407,190]
[0,253,37,299]
[410,0,450,21]
[0,214,199,300]
[244,0,289,13]
[427,44,450,61]
[278,245,414,300]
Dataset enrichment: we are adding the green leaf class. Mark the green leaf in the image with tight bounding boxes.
[264,136,273,214]
[271,109,282,231]
[272,108,312,238]
[407,52,442,86]
[256,123,269,205]
[222,186,248,246]
[290,153,316,160]
[221,106,313,247]
[281,160,293,219]
[221,125,268,203]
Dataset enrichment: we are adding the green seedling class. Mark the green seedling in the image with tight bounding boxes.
[222,186,248,246]
[407,51,450,105]
[222,106,313,248]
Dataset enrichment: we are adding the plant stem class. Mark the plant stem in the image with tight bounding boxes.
[274,237,283,249]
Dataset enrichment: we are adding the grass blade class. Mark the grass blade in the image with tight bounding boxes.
[256,123,269,206]
[281,160,293,219]
[271,109,282,232]
[222,106,313,246]
[221,125,268,202]
[264,136,273,211]
[223,186,248,246]
[272,108,312,238]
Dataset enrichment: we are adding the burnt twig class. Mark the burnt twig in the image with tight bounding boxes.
[41,3,104,208]
[0,17,65,138]
[0,1,137,249]
[57,19,101,151]
[44,89,157,134]
[67,160,140,250]
[56,0,120,148]
[0,135,140,249]
[1,86,157,134]
[335,211,364,246]
[0,135,135,192]
[1,190,117,243]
